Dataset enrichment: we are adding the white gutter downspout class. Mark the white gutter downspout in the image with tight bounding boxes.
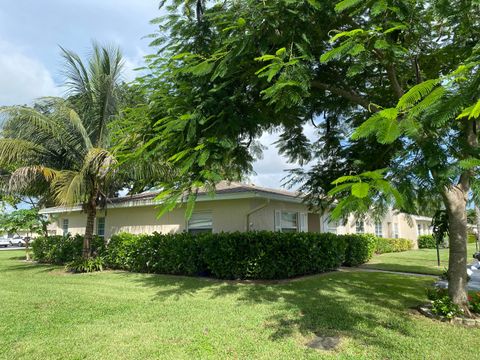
[246,198,270,231]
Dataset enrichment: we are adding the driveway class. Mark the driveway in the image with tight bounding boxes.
[0,246,25,251]
[436,260,480,291]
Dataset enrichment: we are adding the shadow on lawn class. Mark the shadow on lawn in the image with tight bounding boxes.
[132,271,431,353]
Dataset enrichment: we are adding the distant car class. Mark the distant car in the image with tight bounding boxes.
[9,237,26,247]
[0,238,10,248]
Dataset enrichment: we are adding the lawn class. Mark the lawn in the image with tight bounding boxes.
[1,251,480,359]
[362,243,478,275]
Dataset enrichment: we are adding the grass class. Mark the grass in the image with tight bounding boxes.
[1,251,480,359]
[362,243,478,275]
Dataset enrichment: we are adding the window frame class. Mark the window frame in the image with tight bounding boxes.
[355,220,365,234]
[375,222,383,237]
[96,217,106,238]
[62,219,69,237]
[187,211,213,234]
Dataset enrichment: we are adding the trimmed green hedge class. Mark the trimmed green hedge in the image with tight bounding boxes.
[375,237,413,254]
[32,230,414,279]
[31,234,105,264]
[342,234,376,266]
[418,235,436,249]
[106,231,347,280]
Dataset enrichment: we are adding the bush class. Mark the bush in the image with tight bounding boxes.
[468,292,480,314]
[106,231,347,280]
[66,257,105,273]
[418,235,437,249]
[202,232,346,279]
[467,233,477,244]
[342,234,376,266]
[375,237,413,254]
[431,296,463,319]
[31,234,105,264]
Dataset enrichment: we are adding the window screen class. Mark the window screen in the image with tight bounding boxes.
[375,222,383,237]
[188,212,213,234]
[62,219,69,237]
[97,217,105,238]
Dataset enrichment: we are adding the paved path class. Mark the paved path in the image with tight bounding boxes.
[340,267,435,278]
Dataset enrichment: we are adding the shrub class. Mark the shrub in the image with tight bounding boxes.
[342,233,376,266]
[66,257,104,273]
[418,235,437,249]
[431,296,463,319]
[201,232,346,279]
[31,234,105,264]
[468,292,480,314]
[105,231,347,280]
[426,286,448,301]
[375,237,413,254]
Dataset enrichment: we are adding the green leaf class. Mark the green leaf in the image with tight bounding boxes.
[329,29,364,43]
[351,182,370,198]
[459,158,480,170]
[396,79,440,111]
[320,40,354,63]
[334,0,363,13]
[374,39,389,50]
[332,175,361,185]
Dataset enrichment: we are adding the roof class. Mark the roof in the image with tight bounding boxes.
[39,181,303,214]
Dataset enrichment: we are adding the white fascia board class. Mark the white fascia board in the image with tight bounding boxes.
[38,191,304,214]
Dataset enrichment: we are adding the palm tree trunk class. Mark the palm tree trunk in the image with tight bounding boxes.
[83,200,97,259]
[442,186,469,311]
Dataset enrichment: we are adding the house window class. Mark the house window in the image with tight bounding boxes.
[96,217,105,238]
[62,219,69,237]
[393,223,399,238]
[327,221,338,234]
[355,220,365,234]
[188,212,213,234]
[375,222,383,237]
[417,224,422,236]
[281,211,298,233]
[275,211,307,232]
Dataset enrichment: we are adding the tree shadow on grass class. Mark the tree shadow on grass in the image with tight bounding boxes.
[130,270,432,354]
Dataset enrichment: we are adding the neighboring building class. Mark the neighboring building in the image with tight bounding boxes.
[39,181,432,247]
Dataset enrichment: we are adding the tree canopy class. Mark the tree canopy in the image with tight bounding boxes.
[118,0,480,308]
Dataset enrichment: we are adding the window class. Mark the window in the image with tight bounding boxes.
[96,217,105,238]
[393,223,399,238]
[327,221,338,234]
[355,220,365,234]
[281,211,298,233]
[275,211,307,232]
[417,224,422,236]
[62,219,69,237]
[188,212,213,234]
[375,222,383,237]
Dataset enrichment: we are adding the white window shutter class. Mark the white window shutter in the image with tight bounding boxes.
[299,213,308,232]
[274,210,282,232]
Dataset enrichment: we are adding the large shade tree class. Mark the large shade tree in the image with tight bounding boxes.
[121,0,479,310]
[0,44,126,259]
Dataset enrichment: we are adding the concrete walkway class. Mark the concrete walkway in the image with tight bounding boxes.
[435,260,480,291]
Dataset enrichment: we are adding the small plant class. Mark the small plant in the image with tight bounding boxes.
[468,292,480,314]
[418,235,438,249]
[431,296,463,319]
[426,286,448,301]
[66,257,104,273]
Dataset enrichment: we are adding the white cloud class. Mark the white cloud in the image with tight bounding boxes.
[0,41,60,106]
[251,123,317,189]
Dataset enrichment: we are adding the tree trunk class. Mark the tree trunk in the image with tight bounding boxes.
[442,186,469,308]
[83,200,97,259]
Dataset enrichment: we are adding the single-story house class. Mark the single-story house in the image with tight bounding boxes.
[40,182,432,247]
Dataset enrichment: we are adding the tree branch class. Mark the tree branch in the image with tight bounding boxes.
[385,63,404,99]
[311,81,379,112]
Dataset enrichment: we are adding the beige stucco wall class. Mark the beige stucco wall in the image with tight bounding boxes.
[47,198,311,238]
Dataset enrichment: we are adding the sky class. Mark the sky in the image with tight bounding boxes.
[0,0,314,190]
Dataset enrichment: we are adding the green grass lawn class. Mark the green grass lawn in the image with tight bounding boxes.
[1,250,480,359]
[362,243,478,275]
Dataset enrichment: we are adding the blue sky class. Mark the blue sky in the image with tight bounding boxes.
[0,0,312,189]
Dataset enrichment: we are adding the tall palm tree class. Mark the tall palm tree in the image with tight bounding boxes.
[0,44,125,259]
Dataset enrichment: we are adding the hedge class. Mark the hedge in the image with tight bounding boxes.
[106,231,347,280]
[342,234,377,266]
[31,234,105,264]
[32,230,412,279]
[375,237,413,254]
[418,235,437,249]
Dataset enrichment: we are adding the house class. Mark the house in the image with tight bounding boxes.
[39,181,432,247]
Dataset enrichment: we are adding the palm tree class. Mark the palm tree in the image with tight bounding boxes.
[0,44,125,259]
